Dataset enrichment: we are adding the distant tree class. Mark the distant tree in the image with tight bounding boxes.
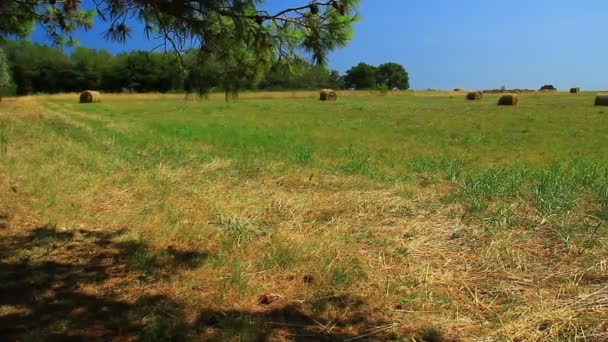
[1,40,189,94]
[125,51,158,92]
[343,62,377,89]
[328,70,345,89]
[2,41,71,94]
[100,52,129,92]
[259,58,339,90]
[258,60,296,90]
[152,53,185,93]
[377,62,409,90]
[70,47,113,91]
[300,65,332,89]
[540,84,557,91]
[0,48,10,101]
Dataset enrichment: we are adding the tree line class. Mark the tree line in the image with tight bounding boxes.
[0,0,367,99]
[0,41,409,96]
[343,62,409,90]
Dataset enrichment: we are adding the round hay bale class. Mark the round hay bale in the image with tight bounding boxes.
[570,87,580,94]
[79,90,101,103]
[595,95,608,106]
[466,91,483,101]
[320,89,337,101]
[497,94,519,106]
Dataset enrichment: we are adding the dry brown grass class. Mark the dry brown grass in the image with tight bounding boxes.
[1,94,607,340]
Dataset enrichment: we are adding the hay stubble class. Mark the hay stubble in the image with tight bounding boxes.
[0,92,606,340]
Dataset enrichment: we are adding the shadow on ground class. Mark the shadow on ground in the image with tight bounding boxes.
[0,224,198,340]
[195,295,406,341]
[0,221,428,341]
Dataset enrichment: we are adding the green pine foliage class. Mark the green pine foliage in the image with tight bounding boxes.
[1,1,360,66]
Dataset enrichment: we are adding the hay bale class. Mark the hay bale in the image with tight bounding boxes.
[320,89,337,101]
[466,91,483,100]
[570,87,580,94]
[79,90,101,103]
[497,94,519,106]
[453,88,463,92]
[595,95,608,106]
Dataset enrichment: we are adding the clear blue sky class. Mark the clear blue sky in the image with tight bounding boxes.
[31,0,608,90]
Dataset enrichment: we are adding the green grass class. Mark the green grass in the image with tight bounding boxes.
[48,92,608,171]
[1,91,607,340]
[48,92,608,217]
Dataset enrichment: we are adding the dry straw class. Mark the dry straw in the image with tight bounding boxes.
[466,91,483,100]
[595,95,608,106]
[497,94,519,106]
[79,90,101,103]
[319,89,337,101]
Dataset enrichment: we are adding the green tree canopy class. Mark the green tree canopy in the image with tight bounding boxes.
[343,62,377,89]
[343,62,409,90]
[3,41,407,96]
[259,57,341,90]
[328,70,345,89]
[70,47,113,90]
[377,62,409,90]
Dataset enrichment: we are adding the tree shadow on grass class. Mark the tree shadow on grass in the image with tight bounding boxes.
[0,223,438,341]
[0,223,203,340]
[195,295,405,341]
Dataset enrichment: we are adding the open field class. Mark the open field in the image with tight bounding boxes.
[1,91,607,340]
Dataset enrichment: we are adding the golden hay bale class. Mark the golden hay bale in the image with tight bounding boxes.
[466,91,483,100]
[320,89,337,101]
[570,87,580,94]
[497,94,519,106]
[79,90,101,103]
[595,95,608,106]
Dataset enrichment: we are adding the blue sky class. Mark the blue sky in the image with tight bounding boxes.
[31,0,608,90]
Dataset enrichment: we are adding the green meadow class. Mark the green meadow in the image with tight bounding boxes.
[1,91,607,340]
[49,91,608,168]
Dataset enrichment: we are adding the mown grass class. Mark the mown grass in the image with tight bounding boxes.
[46,91,608,169]
[1,91,607,340]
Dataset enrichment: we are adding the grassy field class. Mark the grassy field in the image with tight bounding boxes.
[1,91,607,340]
